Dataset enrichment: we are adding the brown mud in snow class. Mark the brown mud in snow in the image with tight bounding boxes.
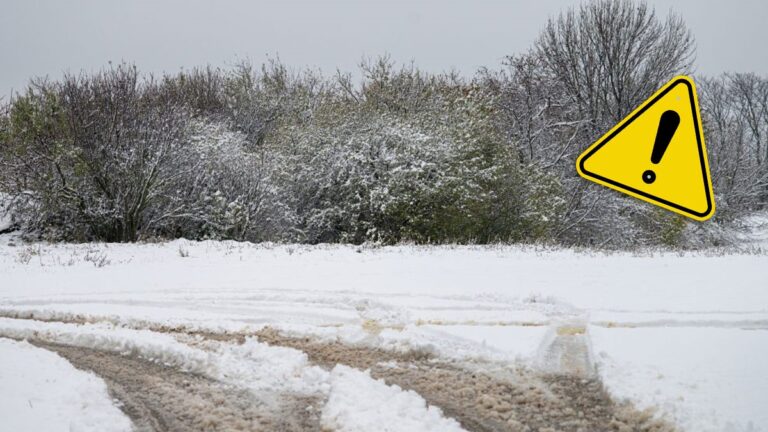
[31,341,323,432]
[3,311,676,432]
[255,327,675,432]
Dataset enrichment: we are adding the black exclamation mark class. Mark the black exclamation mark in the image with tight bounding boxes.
[642,110,680,184]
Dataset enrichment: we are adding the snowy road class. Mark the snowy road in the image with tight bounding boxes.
[0,316,668,432]
[1,239,766,431]
[37,340,323,431]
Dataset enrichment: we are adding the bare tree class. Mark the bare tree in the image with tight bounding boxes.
[536,0,695,130]
[700,75,768,216]
[729,73,768,167]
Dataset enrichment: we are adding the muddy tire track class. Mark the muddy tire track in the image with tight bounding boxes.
[2,313,675,432]
[255,328,675,432]
[32,341,323,432]
[538,324,595,377]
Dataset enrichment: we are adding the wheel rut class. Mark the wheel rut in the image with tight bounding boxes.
[254,327,676,432]
[3,313,676,432]
[31,341,323,432]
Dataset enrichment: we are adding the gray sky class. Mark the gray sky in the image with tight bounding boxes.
[2,0,767,99]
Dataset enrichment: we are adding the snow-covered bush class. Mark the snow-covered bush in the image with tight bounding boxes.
[0,1,765,247]
[0,69,177,240]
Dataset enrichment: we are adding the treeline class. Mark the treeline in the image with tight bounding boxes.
[0,0,766,247]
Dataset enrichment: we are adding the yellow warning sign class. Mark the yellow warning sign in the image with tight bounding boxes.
[576,76,715,221]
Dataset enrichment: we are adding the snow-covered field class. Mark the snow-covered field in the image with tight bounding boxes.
[0,233,766,431]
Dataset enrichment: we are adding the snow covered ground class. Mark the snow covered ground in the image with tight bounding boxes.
[0,338,132,432]
[592,326,768,432]
[322,365,467,432]
[0,232,766,431]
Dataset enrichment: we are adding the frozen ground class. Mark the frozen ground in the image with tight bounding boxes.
[0,227,766,431]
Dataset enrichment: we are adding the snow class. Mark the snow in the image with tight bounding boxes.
[0,337,132,432]
[0,242,764,316]
[735,212,768,249]
[0,317,327,395]
[0,317,475,431]
[0,214,10,233]
[0,193,11,232]
[217,336,330,395]
[590,310,768,329]
[591,326,768,432]
[380,324,548,364]
[0,239,766,431]
[321,365,467,432]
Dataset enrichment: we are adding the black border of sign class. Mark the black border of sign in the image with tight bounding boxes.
[577,78,713,218]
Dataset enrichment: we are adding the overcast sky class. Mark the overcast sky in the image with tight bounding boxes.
[2,0,767,99]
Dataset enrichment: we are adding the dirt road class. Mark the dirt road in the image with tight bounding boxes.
[255,327,673,432]
[34,341,323,432]
[0,311,676,432]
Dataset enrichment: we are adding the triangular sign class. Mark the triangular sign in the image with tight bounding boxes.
[576,76,715,221]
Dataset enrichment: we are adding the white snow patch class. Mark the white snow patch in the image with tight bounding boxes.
[378,324,547,364]
[734,211,768,248]
[1,242,765,316]
[591,326,768,432]
[216,336,330,395]
[322,364,467,432]
[424,324,548,360]
[0,337,133,432]
[0,317,328,395]
[0,317,212,374]
[0,193,12,232]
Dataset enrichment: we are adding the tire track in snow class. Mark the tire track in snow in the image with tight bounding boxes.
[2,313,675,432]
[254,328,675,432]
[536,321,596,378]
[32,341,324,432]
